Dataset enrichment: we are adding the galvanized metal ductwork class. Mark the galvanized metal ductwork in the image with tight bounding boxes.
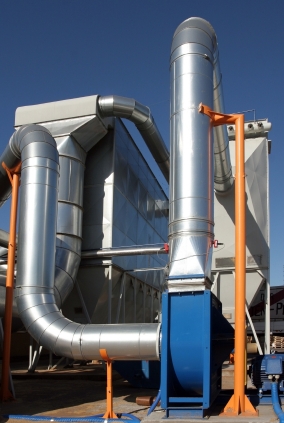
[0,124,160,360]
[169,17,233,198]
[0,16,230,357]
[0,132,85,312]
[98,95,170,182]
[168,17,231,289]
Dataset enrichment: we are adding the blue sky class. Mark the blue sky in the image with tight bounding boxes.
[1,1,283,285]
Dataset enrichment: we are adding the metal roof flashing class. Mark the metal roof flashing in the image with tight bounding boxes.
[15,95,102,125]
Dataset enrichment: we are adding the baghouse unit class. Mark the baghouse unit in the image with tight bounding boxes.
[0,16,274,420]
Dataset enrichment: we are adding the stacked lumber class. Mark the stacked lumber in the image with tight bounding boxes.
[271,335,284,352]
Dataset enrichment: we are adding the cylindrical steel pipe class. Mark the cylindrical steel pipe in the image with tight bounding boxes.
[82,245,168,258]
[169,17,215,286]
[98,95,170,182]
[0,243,168,262]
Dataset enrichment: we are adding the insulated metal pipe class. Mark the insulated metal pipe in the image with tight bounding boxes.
[98,95,170,182]
[169,18,233,198]
[0,125,160,361]
[169,17,215,287]
[0,134,86,311]
[0,243,168,262]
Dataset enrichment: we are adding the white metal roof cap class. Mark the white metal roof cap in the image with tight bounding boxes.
[15,95,101,126]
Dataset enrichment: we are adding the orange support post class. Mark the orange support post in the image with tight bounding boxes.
[199,104,258,417]
[0,161,21,402]
[100,349,118,419]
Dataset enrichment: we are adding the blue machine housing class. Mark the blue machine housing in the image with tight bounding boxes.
[161,290,234,418]
[250,354,284,393]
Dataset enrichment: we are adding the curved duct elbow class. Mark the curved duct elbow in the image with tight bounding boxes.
[98,95,169,182]
[0,126,45,206]
[8,125,160,361]
[16,284,160,360]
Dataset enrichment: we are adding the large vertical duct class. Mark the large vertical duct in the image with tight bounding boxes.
[0,133,86,311]
[168,17,216,290]
[161,19,235,417]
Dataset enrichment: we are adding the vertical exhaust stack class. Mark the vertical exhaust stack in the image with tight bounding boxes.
[169,17,229,290]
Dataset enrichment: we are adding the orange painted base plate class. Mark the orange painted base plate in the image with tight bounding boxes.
[220,394,258,417]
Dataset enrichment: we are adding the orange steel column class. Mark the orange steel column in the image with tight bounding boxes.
[223,114,257,416]
[199,104,257,416]
[100,349,118,419]
[0,161,21,402]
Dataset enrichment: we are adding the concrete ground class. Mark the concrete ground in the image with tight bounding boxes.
[0,359,278,423]
[1,358,159,423]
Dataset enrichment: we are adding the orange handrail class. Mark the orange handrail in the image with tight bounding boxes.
[199,104,257,417]
[0,161,21,402]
